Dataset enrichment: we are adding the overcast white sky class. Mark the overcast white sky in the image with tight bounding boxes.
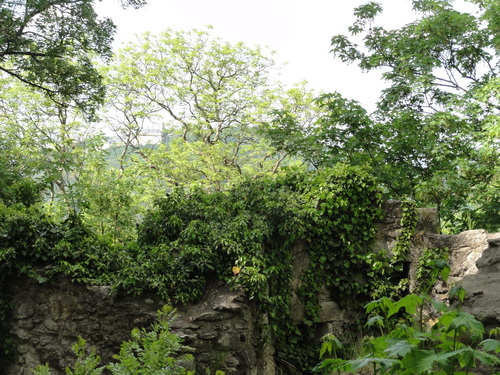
[95,0,418,112]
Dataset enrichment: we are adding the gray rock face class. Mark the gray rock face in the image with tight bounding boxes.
[459,238,500,329]
[6,274,164,374]
[413,229,500,308]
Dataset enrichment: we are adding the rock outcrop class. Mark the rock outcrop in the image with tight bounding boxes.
[412,229,500,321]
[459,238,500,330]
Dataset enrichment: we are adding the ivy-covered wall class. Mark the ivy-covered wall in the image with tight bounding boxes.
[3,200,448,375]
[3,166,498,374]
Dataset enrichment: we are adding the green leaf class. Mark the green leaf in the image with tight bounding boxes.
[473,349,500,366]
[347,355,400,372]
[438,310,458,329]
[366,315,385,329]
[433,348,469,369]
[448,312,484,333]
[449,285,467,303]
[313,358,348,372]
[440,266,450,282]
[319,334,343,358]
[384,338,416,357]
[401,349,437,373]
[365,297,395,317]
[480,338,500,353]
[431,300,449,313]
[392,294,424,316]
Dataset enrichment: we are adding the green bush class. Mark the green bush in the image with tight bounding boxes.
[109,305,193,375]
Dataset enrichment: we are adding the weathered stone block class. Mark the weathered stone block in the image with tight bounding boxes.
[195,311,234,322]
[317,301,344,323]
[13,302,35,319]
[41,318,58,332]
[198,332,218,340]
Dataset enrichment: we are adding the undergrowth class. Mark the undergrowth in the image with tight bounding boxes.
[32,305,195,375]
[315,263,500,375]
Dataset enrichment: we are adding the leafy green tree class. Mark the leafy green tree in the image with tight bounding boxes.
[74,163,142,243]
[266,0,500,232]
[331,0,497,114]
[328,0,500,231]
[260,83,328,169]
[0,0,145,115]
[0,0,151,233]
[0,134,41,206]
[0,76,104,212]
[0,74,142,244]
[101,28,305,190]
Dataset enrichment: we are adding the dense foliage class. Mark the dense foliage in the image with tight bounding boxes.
[1,0,500,373]
[0,165,386,372]
[0,0,145,115]
[316,280,500,375]
[264,0,500,233]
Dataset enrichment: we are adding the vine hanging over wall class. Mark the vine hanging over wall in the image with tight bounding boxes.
[365,200,419,300]
[1,164,389,372]
[133,164,386,371]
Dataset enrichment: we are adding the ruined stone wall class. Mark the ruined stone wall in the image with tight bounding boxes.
[5,275,269,375]
[5,201,500,374]
[5,275,164,374]
[460,238,500,330]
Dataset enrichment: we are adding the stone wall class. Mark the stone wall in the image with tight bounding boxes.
[4,201,500,374]
[408,227,500,326]
[5,275,269,375]
[5,275,163,374]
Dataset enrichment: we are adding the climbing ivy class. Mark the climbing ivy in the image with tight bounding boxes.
[415,247,450,295]
[0,203,115,367]
[129,164,385,371]
[392,201,419,262]
[365,200,418,300]
[0,165,391,372]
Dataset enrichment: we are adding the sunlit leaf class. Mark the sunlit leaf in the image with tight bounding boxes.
[392,294,424,316]
[480,338,500,353]
[366,315,385,328]
[384,338,416,357]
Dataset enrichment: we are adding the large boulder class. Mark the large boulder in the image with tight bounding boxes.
[459,238,500,330]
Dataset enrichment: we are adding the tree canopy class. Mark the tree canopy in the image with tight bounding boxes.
[264,0,500,232]
[1,0,498,231]
[0,0,145,115]
[102,28,310,190]
[331,0,499,231]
